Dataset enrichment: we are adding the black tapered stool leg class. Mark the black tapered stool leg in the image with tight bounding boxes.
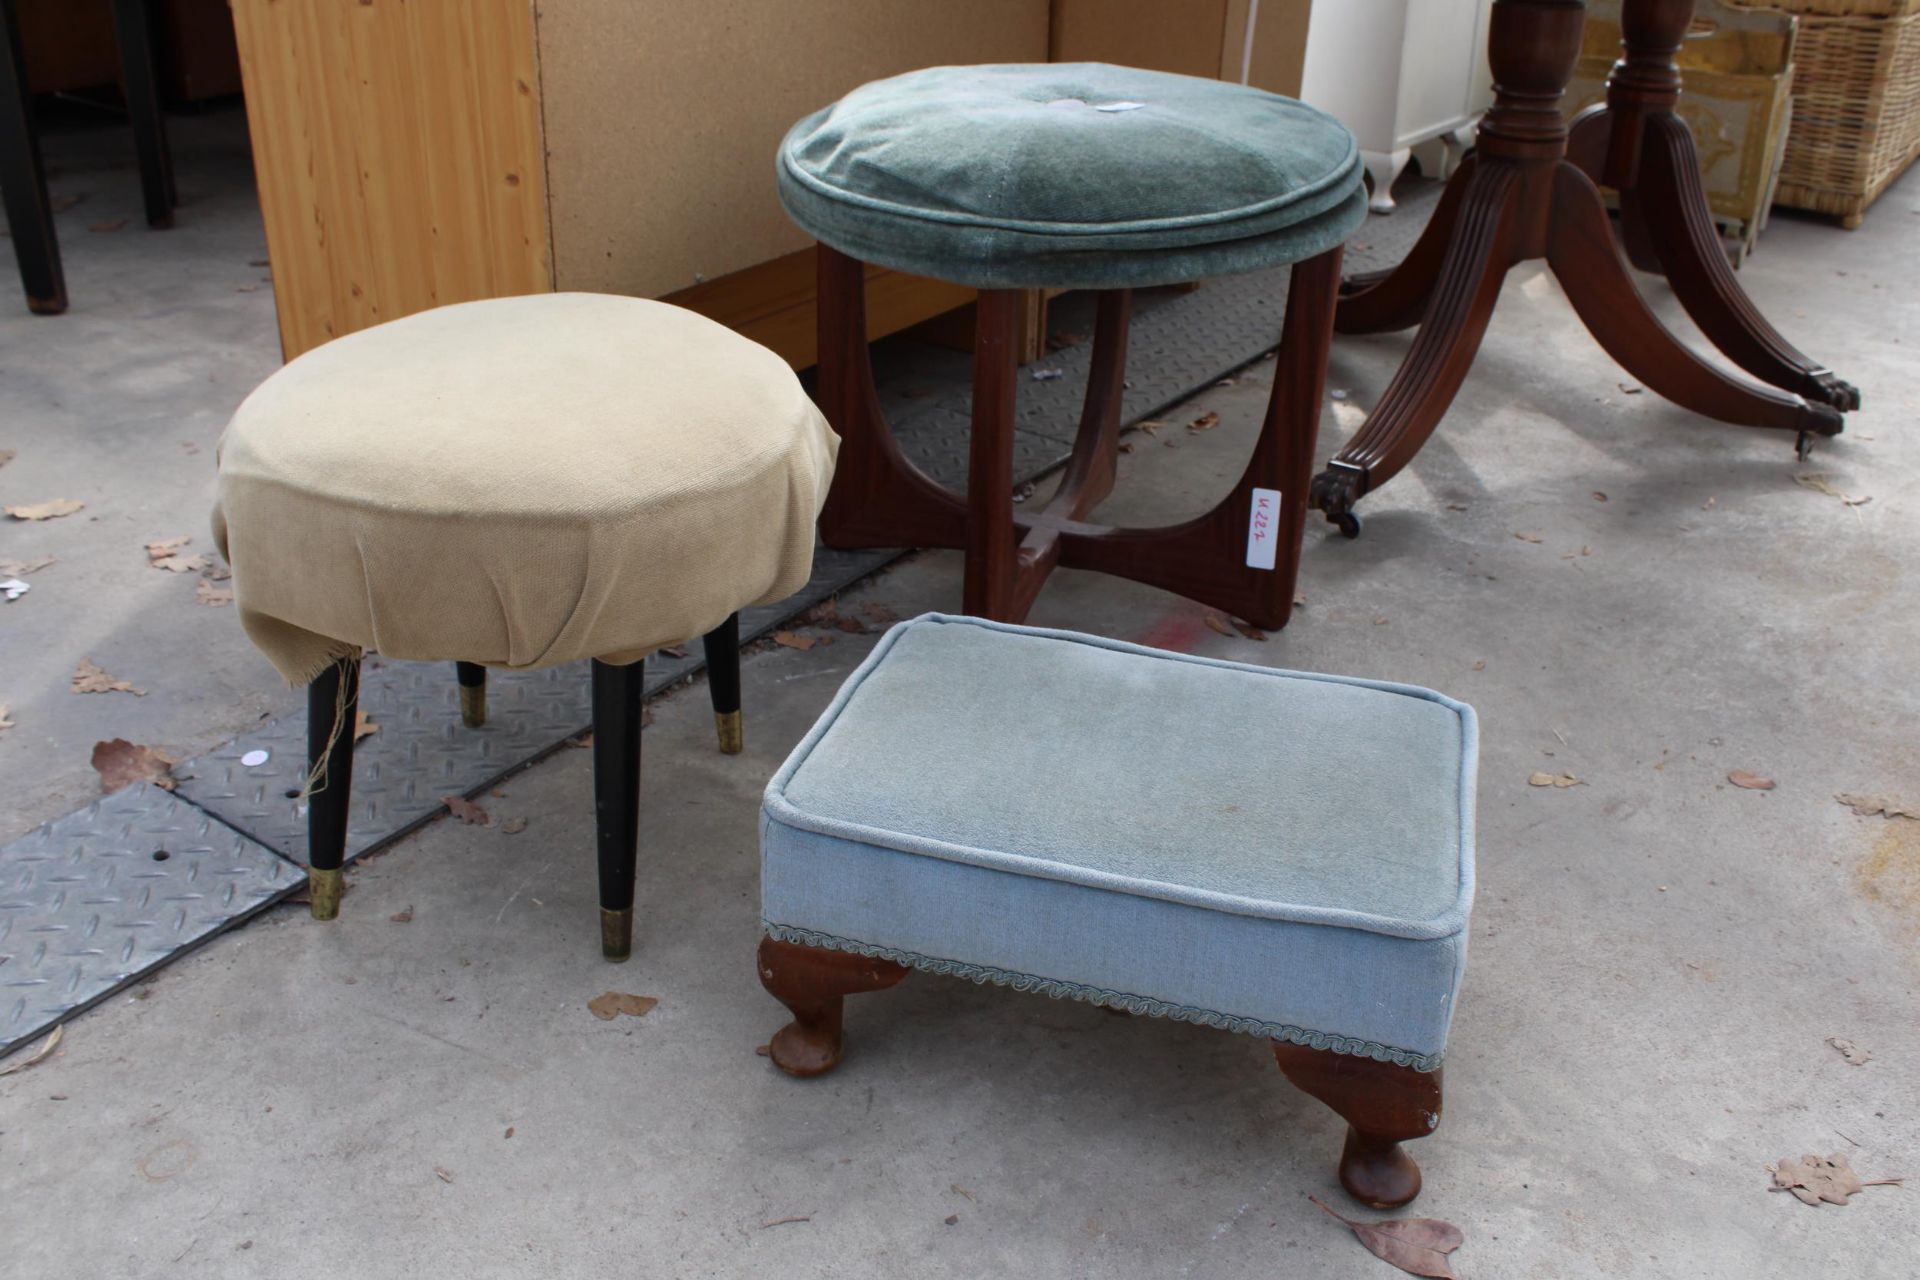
[590,657,644,961]
[108,0,175,228]
[454,661,487,728]
[0,0,65,314]
[305,655,361,921]
[701,612,743,754]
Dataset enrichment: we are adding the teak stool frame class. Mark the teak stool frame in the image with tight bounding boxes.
[815,243,1344,630]
[301,613,746,961]
[1309,0,1855,537]
[758,936,1443,1209]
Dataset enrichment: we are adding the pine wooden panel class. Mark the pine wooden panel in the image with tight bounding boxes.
[231,0,551,359]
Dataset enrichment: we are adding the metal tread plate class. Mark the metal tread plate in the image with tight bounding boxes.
[0,783,303,1056]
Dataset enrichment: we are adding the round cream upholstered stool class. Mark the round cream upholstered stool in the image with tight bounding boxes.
[213,292,838,959]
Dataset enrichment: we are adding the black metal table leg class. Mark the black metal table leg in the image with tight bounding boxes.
[306,656,362,921]
[108,0,174,228]
[701,612,743,754]
[0,0,65,314]
[591,657,644,962]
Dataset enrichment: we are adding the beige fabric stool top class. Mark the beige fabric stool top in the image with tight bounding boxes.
[213,293,838,684]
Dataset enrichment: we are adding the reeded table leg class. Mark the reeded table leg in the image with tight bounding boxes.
[757,935,908,1077]
[1313,0,1847,529]
[701,612,743,754]
[1273,1042,1443,1210]
[305,655,361,921]
[591,657,644,961]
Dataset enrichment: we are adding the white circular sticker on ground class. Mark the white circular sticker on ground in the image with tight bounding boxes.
[240,749,270,767]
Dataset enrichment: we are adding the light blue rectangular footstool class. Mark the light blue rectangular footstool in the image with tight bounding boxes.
[756,613,1477,1208]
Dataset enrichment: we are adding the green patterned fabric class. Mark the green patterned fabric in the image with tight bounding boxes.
[778,63,1367,290]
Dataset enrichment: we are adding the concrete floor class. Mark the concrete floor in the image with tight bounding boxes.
[3,109,1918,1277]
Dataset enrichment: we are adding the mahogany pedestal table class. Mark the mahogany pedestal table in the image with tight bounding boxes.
[1310,0,1857,538]
[779,63,1368,628]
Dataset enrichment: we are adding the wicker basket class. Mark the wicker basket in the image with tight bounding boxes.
[1763,0,1920,226]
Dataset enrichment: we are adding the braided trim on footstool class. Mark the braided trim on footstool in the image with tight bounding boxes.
[763,922,1444,1072]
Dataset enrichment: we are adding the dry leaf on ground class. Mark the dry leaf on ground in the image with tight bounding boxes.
[200,561,231,582]
[1310,1195,1463,1278]
[1767,1152,1902,1206]
[0,555,53,576]
[0,449,12,469]
[1827,1036,1871,1066]
[837,616,868,634]
[1529,771,1584,788]
[194,579,234,607]
[389,905,414,923]
[1203,614,1234,638]
[442,795,490,826]
[1728,770,1775,791]
[144,536,190,562]
[772,630,817,652]
[659,644,689,659]
[1117,441,1135,454]
[6,499,84,521]
[860,604,899,626]
[353,710,379,742]
[1230,617,1267,642]
[152,554,208,574]
[587,992,658,1021]
[0,1024,63,1077]
[1592,491,1608,502]
[72,658,143,696]
[1619,382,1643,395]
[0,705,13,732]
[91,739,177,792]
[1793,473,1871,507]
[88,218,127,233]
[434,1167,454,1184]
[1189,411,1220,431]
[1836,793,1919,820]
[502,817,527,834]
[1513,531,1544,544]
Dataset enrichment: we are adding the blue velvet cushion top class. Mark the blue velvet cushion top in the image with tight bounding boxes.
[777,63,1368,290]
[762,615,1479,1069]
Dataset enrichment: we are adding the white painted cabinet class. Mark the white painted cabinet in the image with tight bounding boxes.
[1300,0,1496,211]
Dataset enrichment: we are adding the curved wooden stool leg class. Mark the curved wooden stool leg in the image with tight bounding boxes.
[1336,154,1477,336]
[305,655,361,921]
[1311,165,1520,530]
[758,936,908,1077]
[1545,165,1842,442]
[1273,1042,1443,1210]
[701,612,743,754]
[1632,115,1861,412]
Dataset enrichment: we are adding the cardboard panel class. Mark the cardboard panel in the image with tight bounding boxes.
[538,0,1050,298]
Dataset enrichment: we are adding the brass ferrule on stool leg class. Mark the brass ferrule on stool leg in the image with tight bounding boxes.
[714,708,744,755]
[309,867,344,921]
[459,683,487,729]
[601,907,633,962]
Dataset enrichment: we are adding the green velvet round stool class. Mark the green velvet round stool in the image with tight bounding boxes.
[779,62,1367,628]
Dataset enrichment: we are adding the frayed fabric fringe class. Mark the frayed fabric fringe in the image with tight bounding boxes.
[301,653,361,800]
[763,922,1444,1072]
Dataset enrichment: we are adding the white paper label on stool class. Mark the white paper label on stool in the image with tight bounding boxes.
[1245,487,1281,570]
[240,749,270,768]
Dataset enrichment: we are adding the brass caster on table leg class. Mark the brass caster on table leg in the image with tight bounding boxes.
[600,906,633,962]
[459,683,487,729]
[714,709,743,755]
[1310,462,1368,539]
[309,867,343,921]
